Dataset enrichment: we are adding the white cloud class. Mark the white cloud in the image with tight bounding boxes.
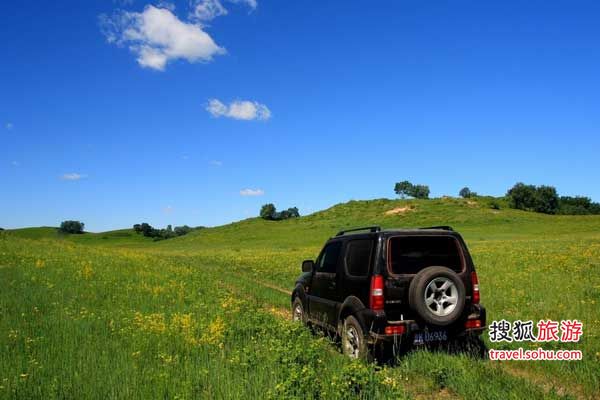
[61,173,86,181]
[240,188,264,196]
[190,0,256,22]
[191,0,228,22]
[207,99,271,120]
[209,160,223,166]
[5,122,13,130]
[100,5,225,71]
[156,1,176,11]
[235,0,258,10]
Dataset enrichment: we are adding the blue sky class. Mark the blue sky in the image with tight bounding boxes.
[1,0,599,231]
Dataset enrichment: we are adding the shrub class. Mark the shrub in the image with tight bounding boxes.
[174,225,193,236]
[59,220,84,234]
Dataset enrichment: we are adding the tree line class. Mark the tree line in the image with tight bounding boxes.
[506,183,600,215]
[392,180,600,215]
[133,223,199,240]
[259,204,300,221]
[55,220,200,240]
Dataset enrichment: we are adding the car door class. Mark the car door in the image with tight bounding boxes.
[339,238,374,307]
[308,241,342,329]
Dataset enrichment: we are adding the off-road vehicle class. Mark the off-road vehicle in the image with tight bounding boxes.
[291,226,486,360]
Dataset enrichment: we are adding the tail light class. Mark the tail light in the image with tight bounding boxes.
[385,325,406,335]
[465,319,482,329]
[471,271,480,304]
[369,275,385,310]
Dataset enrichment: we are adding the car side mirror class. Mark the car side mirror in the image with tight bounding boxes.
[302,260,315,273]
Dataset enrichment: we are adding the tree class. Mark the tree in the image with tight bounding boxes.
[506,183,559,214]
[139,223,155,237]
[411,184,430,199]
[260,203,277,220]
[459,187,472,198]
[394,181,430,199]
[59,220,85,234]
[260,204,300,221]
[132,222,194,240]
[286,207,300,218]
[533,185,559,214]
[507,183,537,211]
[559,196,600,215]
[394,181,413,198]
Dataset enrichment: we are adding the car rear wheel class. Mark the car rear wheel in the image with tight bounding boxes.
[342,316,370,360]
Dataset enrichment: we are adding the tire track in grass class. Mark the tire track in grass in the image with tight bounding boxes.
[224,270,461,399]
[232,269,586,400]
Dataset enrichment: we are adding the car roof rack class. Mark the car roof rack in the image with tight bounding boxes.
[336,226,381,236]
[420,225,454,231]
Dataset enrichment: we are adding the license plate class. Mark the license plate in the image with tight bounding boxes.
[413,330,448,344]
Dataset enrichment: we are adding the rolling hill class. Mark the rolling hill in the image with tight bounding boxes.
[1,197,599,398]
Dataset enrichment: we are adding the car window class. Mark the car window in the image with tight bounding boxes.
[345,239,373,277]
[388,235,462,274]
[317,242,342,273]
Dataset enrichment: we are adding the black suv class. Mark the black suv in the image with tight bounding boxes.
[291,226,486,360]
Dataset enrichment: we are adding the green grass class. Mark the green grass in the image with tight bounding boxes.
[1,197,599,399]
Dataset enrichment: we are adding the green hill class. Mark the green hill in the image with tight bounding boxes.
[160,197,600,251]
[9,198,600,251]
[1,196,599,398]
[6,227,153,247]
[6,226,63,239]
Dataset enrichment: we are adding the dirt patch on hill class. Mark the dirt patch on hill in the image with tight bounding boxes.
[385,205,416,216]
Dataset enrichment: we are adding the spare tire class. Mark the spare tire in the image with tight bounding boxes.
[408,266,465,326]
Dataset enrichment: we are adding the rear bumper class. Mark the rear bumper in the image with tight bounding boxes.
[368,304,487,343]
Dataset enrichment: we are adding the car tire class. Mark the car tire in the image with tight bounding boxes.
[342,316,371,360]
[291,297,306,324]
[409,266,466,326]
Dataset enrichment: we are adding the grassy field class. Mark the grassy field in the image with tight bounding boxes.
[1,197,599,399]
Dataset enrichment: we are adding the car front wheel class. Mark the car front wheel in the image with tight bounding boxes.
[291,297,306,324]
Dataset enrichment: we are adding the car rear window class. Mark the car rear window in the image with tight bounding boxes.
[388,236,463,274]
